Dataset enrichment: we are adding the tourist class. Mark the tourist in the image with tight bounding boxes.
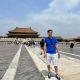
[40,38,45,55]
[42,29,61,79]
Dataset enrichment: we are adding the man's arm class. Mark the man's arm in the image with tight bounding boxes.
[56,43,60,58]
[42,43,46,58]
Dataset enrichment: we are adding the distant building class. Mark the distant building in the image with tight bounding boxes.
[74,37,80,42]
[56,36,63,42]
[7,27,39,38]
[63,37,80,42]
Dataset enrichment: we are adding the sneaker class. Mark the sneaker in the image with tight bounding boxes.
[55,74,61,80]
[48,72,51,79]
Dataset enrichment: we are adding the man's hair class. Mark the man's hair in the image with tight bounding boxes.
[47,29,53,33]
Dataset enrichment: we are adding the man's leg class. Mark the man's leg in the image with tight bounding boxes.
[47,65,51,72]
[47,54,52,78]
[52,54,59,74]
[47,65,52,78]
[52,54,61,80]
[47,54,51,72]
[54,66,58,74]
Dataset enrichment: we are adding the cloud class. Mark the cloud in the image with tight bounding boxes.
[25,0,80,37]
[44,0,80,13]
[0,18,18,25]
[0,0,80,37]
[0,18,20,36]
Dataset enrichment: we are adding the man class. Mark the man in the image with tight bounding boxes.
[43,29,60,79]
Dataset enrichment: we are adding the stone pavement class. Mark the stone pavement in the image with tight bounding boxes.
[14,45,45,80]
[0,44,20,80]
[25,45,80,80]
[0,44,80,80]
[0,44,45,80]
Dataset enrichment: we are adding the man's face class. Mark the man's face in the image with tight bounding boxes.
[48,31,53,37]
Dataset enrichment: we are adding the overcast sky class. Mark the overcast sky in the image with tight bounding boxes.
[0,0,80,38]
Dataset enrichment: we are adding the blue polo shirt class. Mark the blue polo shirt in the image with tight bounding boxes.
[45,37,58,54]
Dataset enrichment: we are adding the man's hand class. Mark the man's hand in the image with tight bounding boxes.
[58,53,60,59]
